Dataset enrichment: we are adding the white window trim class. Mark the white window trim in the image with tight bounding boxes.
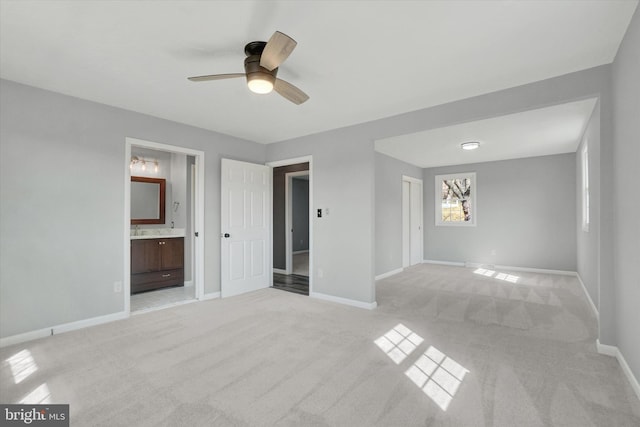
[581,144,590,232]
[435,172,476,227]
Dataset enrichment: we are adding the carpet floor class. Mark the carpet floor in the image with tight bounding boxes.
[1,264,639,426]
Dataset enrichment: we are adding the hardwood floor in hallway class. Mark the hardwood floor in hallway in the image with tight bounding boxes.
[272,273,309,295]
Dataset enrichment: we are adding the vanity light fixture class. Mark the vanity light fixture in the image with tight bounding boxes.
[461,141,480,151]
[130,156,159,173]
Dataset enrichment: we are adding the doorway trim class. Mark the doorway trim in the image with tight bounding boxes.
[285,171,310,275]
[266,156,313,294]
[124,137,205,314]
[402,175,424,267]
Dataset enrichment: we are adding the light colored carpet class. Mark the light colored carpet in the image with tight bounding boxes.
[292,252,309,276]
[1,264,639,426]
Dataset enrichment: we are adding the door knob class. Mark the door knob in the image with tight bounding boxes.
[223,233,230,238]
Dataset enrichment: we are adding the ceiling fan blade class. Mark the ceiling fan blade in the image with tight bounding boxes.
[274,78,309,105]
[260,31,297,71]
[187,73,245,82]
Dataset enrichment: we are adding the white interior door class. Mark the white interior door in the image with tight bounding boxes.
[221,159,271,297]
[402,180,411,268]
[409,180,423,265]
[403,177,424,267]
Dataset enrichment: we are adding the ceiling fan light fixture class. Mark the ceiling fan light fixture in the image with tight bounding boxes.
[247,72,275,94]
[461,141,480,151]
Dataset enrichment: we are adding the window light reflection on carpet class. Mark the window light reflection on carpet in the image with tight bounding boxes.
[374,323,424,364]
[405,346,469,411]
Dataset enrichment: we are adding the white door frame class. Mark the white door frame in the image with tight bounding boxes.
[285,171,310,275]
[402,175,424,267]
[266,156,313,293]
[124,137,205,314]
[402,180,411,268]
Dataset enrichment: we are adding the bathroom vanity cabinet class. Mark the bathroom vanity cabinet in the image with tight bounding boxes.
[131,237,184,293]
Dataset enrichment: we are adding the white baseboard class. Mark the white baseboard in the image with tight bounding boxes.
[292,250,309,255]
[576,273,599,318]
[310,292,377,310]
[492,264,576,276]
[596,339,618,357]
[423,259,575,276]
[201,292,221,301]
[423,259,465,267]
[597,340,640,401]
[273,268,287,274]
[0,311,128,348]
[184,280,194,287]
[375,268,403,281]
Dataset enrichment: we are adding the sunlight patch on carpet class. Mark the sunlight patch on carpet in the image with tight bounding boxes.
[374,323,424,364]
[405,346,469,411]
[5,349,38,384]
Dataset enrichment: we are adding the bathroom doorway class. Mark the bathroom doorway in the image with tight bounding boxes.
[124,138,205,314]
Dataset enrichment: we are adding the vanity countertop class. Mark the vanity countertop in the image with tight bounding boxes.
[130,228,185,240]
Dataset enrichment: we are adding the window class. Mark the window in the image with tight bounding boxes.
[581,144,589,232]
[435,172,476,226]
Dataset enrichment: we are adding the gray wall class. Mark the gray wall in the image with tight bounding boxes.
[272,163,309,270]
[423,154,577,271]
[292,178,310,252]
[267,64,611,308]
[267,134,376,304]
[0,79,265,338]
[576,103,601,310]
[611,7,640,382]
[375,153,422,276]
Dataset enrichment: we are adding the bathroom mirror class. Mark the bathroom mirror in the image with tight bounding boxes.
[131,176,166,224]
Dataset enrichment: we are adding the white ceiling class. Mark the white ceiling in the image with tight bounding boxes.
[0,1,636,146]
[375,98,598,168]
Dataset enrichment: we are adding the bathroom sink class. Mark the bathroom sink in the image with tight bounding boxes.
[130,228,186,239]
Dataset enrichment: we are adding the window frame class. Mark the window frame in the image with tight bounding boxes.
[435,172,477,227]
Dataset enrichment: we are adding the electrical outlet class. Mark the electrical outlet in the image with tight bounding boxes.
[114,281,122,293]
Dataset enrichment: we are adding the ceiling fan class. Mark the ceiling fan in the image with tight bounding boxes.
[187,31,309,105]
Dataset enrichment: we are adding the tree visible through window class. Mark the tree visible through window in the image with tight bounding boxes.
[435,173,476,226]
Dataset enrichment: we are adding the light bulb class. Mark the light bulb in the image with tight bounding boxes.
[154,161,158,173]
[461,142,480,150]
[247,78,274,94]
[141,161,146,171]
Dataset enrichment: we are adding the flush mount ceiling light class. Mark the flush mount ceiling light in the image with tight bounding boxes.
[461,141,480,150]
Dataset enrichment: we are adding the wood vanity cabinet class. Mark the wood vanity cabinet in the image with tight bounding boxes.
[130,237,184,294]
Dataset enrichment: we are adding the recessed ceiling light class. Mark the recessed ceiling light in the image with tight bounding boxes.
[461,141,480,150]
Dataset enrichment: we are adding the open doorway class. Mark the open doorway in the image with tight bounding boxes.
[269,159,312,296]
[124,138,205,314]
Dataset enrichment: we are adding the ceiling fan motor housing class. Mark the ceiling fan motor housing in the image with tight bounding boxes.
[244,55,278,89]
